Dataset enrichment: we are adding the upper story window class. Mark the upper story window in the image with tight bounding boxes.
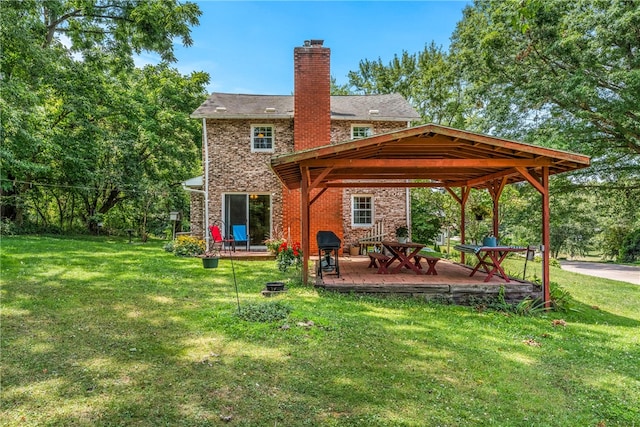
[351,125,373,139]
[352,195,373,226]
[251,125,274,152]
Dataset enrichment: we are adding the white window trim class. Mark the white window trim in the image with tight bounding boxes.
[251,124,274,153]
[351,194,374,227]
[351,124,373,140]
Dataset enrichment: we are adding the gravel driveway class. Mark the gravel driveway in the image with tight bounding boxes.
[560,261,640,285]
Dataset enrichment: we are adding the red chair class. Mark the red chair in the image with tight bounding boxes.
[209,224,235,251]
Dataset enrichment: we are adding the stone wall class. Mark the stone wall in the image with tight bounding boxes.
[202,118,293,240]
[189,192,204,238]
[192,117,412,247]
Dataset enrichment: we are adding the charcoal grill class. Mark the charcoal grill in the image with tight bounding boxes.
[316,230,341,278]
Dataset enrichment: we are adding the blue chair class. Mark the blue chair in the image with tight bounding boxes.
[232,224,250,251]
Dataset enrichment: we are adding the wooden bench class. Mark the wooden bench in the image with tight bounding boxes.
[414,255,440,275]
[367,252,392,274]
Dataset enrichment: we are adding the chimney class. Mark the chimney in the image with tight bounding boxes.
[294,39,331,150]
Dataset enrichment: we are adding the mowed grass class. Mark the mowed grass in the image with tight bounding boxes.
[1,236,638,426]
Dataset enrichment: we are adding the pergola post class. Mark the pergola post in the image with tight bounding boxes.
[542,167,551,306]
[301,168,311,285]
[488,178,507,239]
[516,166,551,307]
[446,186,470,263]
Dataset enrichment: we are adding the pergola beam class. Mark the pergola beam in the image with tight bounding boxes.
[301,158,553,168]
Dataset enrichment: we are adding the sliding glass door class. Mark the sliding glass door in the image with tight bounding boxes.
[223,193,271,248]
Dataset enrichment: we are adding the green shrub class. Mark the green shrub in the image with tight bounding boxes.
[549,281,577,312]
[0,218,17,236]
[618,229,640,263]
[163,240,175,253]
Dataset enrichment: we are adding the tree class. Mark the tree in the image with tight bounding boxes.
[347,43,472,127]
[450,0,640,171]
[1,0,208,233]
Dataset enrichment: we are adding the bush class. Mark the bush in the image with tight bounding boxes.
[169,235,205,257]
[0,218,17,236]
[549,282,577,312]
[618,229,640,263]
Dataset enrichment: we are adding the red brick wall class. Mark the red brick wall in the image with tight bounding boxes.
[291,40,343,253]
[294,40,331,151]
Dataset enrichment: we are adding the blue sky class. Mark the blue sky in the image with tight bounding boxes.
[137,1,470,94]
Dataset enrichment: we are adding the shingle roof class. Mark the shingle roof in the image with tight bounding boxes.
[190,93,420,121]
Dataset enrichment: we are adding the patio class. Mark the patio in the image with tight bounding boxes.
[313,254,542,304]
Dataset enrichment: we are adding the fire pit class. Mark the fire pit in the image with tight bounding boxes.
[265,282,285,291]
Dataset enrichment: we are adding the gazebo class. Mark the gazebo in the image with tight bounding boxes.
[270,123,590,304]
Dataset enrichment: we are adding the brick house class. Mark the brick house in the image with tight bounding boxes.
[185,40,420,252]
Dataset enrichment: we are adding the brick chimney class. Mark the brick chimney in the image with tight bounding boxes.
[293,39,331,150]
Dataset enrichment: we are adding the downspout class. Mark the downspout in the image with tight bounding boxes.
[203,118,210,252]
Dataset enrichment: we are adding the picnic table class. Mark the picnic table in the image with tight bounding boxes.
[454,244,527,282]
[381,241,427,275]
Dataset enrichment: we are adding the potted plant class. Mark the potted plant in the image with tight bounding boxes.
[349,243,360,256]
[395,225,409,243]
[199,246,221,268]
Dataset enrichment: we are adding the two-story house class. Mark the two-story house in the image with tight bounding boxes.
[185,40,420,252]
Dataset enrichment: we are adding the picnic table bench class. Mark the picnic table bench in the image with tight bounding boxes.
[414,255,440,275]
[367,252,392,274]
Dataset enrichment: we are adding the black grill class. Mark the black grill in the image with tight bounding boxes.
[316,231,341,278]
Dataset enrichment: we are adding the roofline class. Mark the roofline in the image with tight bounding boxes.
[190,113,418,121]
[271,123,591,166]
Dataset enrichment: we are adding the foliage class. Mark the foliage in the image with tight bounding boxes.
[167,235,204,257]
[451,0,640,161]
[395,225,409,238]
[410,187,451,245]
[275,241,302,272]
[548,281,577,313]
[0,0,208,234]
[347,43,471,127]
[264,237,285,255]
[1,236,639,425]
[619,229,640,263]
[235,301,292,323]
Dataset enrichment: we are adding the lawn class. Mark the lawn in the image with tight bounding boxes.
[1,236,638,426]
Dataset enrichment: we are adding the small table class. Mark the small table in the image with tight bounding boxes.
[381,241,426,275]
[455,244,527,282]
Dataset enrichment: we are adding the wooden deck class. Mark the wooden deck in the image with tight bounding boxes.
[314,255,542,304]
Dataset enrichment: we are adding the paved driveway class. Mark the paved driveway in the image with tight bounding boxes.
[560,261,640,285]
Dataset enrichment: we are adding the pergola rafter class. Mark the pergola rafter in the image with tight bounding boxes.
[270,123,590,305]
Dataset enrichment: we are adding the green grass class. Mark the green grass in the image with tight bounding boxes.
[1,236,639,426]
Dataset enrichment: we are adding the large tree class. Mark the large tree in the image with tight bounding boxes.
[1,0,208,232]
[450,0,640,178]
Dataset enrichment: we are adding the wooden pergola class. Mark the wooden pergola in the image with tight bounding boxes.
[270,124,590,304]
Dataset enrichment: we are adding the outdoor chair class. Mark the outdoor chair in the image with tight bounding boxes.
[232,224,250,251]
[209,224,235,252]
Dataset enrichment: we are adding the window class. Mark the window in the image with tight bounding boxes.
[251,125,274,152]
[352,195,373,226]
[351,125,373,139]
